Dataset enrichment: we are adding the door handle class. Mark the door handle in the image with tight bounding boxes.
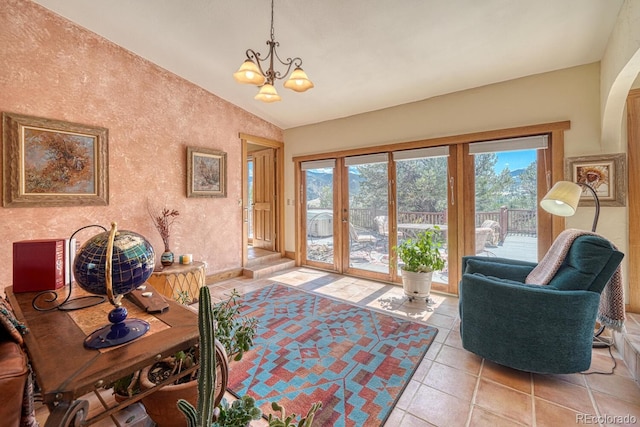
[449,176,455,206]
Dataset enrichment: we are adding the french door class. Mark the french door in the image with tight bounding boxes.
[343,153,390,280]
[297,126,563,294]
[301,150,456,288]
[302,159,337,270]
[467,135,551,262]
[394,147,451,287]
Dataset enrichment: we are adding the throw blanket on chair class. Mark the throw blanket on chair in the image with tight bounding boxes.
[525,228,625,331]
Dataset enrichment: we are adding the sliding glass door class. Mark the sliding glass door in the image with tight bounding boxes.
[469,136,548,263]
[302,160,336,269]
[296,129,559,295]
[394,147,450,284]
[344,154,390,279]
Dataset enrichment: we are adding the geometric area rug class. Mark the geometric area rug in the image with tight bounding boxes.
[227,284,438,426]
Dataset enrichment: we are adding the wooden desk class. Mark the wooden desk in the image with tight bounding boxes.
[5,285,199,426]
[146,261,205,303]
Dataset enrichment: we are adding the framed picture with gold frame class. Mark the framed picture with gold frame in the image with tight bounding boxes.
[187,146,227,198]
[2,112,109,208]
[565,153,626,207]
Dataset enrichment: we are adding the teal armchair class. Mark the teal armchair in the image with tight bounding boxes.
[459,235,623,374]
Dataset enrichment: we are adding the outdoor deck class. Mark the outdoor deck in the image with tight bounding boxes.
[308,235,538,276]
[479,235,538,262]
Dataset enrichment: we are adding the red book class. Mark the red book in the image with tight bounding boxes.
[13,239,66,293]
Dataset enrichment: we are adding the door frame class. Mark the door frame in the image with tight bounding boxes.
[240,133,284,266]
[626,88,640,312]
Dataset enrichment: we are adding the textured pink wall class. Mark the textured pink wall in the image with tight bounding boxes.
[0,0,283,293]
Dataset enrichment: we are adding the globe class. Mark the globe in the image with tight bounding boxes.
[74,228,155,297]
[73,222,156,349]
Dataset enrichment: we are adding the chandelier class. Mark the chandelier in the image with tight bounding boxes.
[233,0,314,102]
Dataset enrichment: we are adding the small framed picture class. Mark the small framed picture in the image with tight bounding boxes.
[187,146,227,198]
[565,153,626,207]
[2,112,109,207]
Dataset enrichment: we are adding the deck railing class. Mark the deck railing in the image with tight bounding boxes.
[348,206,536,243]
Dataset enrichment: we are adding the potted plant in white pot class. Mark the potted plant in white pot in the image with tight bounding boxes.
[393,227,446,302]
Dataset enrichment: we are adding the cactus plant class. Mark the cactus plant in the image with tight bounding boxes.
[177,285,221,426]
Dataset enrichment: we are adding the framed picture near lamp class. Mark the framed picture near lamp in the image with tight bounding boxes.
[565,153,626,207]
[2,112,109,208]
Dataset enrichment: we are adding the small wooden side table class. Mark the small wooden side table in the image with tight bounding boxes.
[146,261,205,303]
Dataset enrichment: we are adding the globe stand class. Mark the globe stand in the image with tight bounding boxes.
[84,306,150,349]
[78,222,154,350]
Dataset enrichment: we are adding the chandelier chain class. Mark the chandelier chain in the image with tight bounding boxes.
[270,0,275,42]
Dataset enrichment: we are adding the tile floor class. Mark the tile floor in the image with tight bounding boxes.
[209,267,640,427]
[35,266,640,426]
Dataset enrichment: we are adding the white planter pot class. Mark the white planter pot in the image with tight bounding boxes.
[401,269,433,302]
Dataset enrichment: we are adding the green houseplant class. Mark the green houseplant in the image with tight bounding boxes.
[211,396,262,427]
[111,371,140,402]
[394,227,446,302]
[138,287,254,427]
[212,289,258,362]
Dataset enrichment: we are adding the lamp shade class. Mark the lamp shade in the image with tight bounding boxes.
[283,67,314,92]
[254,83,281,103]
[540,181,582,217]
[233,60,266,85]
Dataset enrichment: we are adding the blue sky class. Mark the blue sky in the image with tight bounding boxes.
[494,150,536,173]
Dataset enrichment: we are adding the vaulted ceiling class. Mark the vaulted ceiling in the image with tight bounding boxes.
[32,0,624,129]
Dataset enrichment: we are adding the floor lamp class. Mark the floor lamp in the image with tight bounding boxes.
[540,180,600,232]
[540,180,608,347]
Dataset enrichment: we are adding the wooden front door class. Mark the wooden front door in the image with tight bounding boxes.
[252,148,276,250]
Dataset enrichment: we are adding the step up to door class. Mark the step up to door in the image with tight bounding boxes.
[243,257,296,279]
[613,313,640,385]
[245,251,284,268]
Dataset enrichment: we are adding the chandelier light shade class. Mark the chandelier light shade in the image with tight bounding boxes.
[233,60,266,85]
[255,83,281,103]
[283,67,314,92]
[233,0,313,102]
[540,180,600,232]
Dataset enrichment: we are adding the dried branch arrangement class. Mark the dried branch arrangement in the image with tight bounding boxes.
[148,203,179,250]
